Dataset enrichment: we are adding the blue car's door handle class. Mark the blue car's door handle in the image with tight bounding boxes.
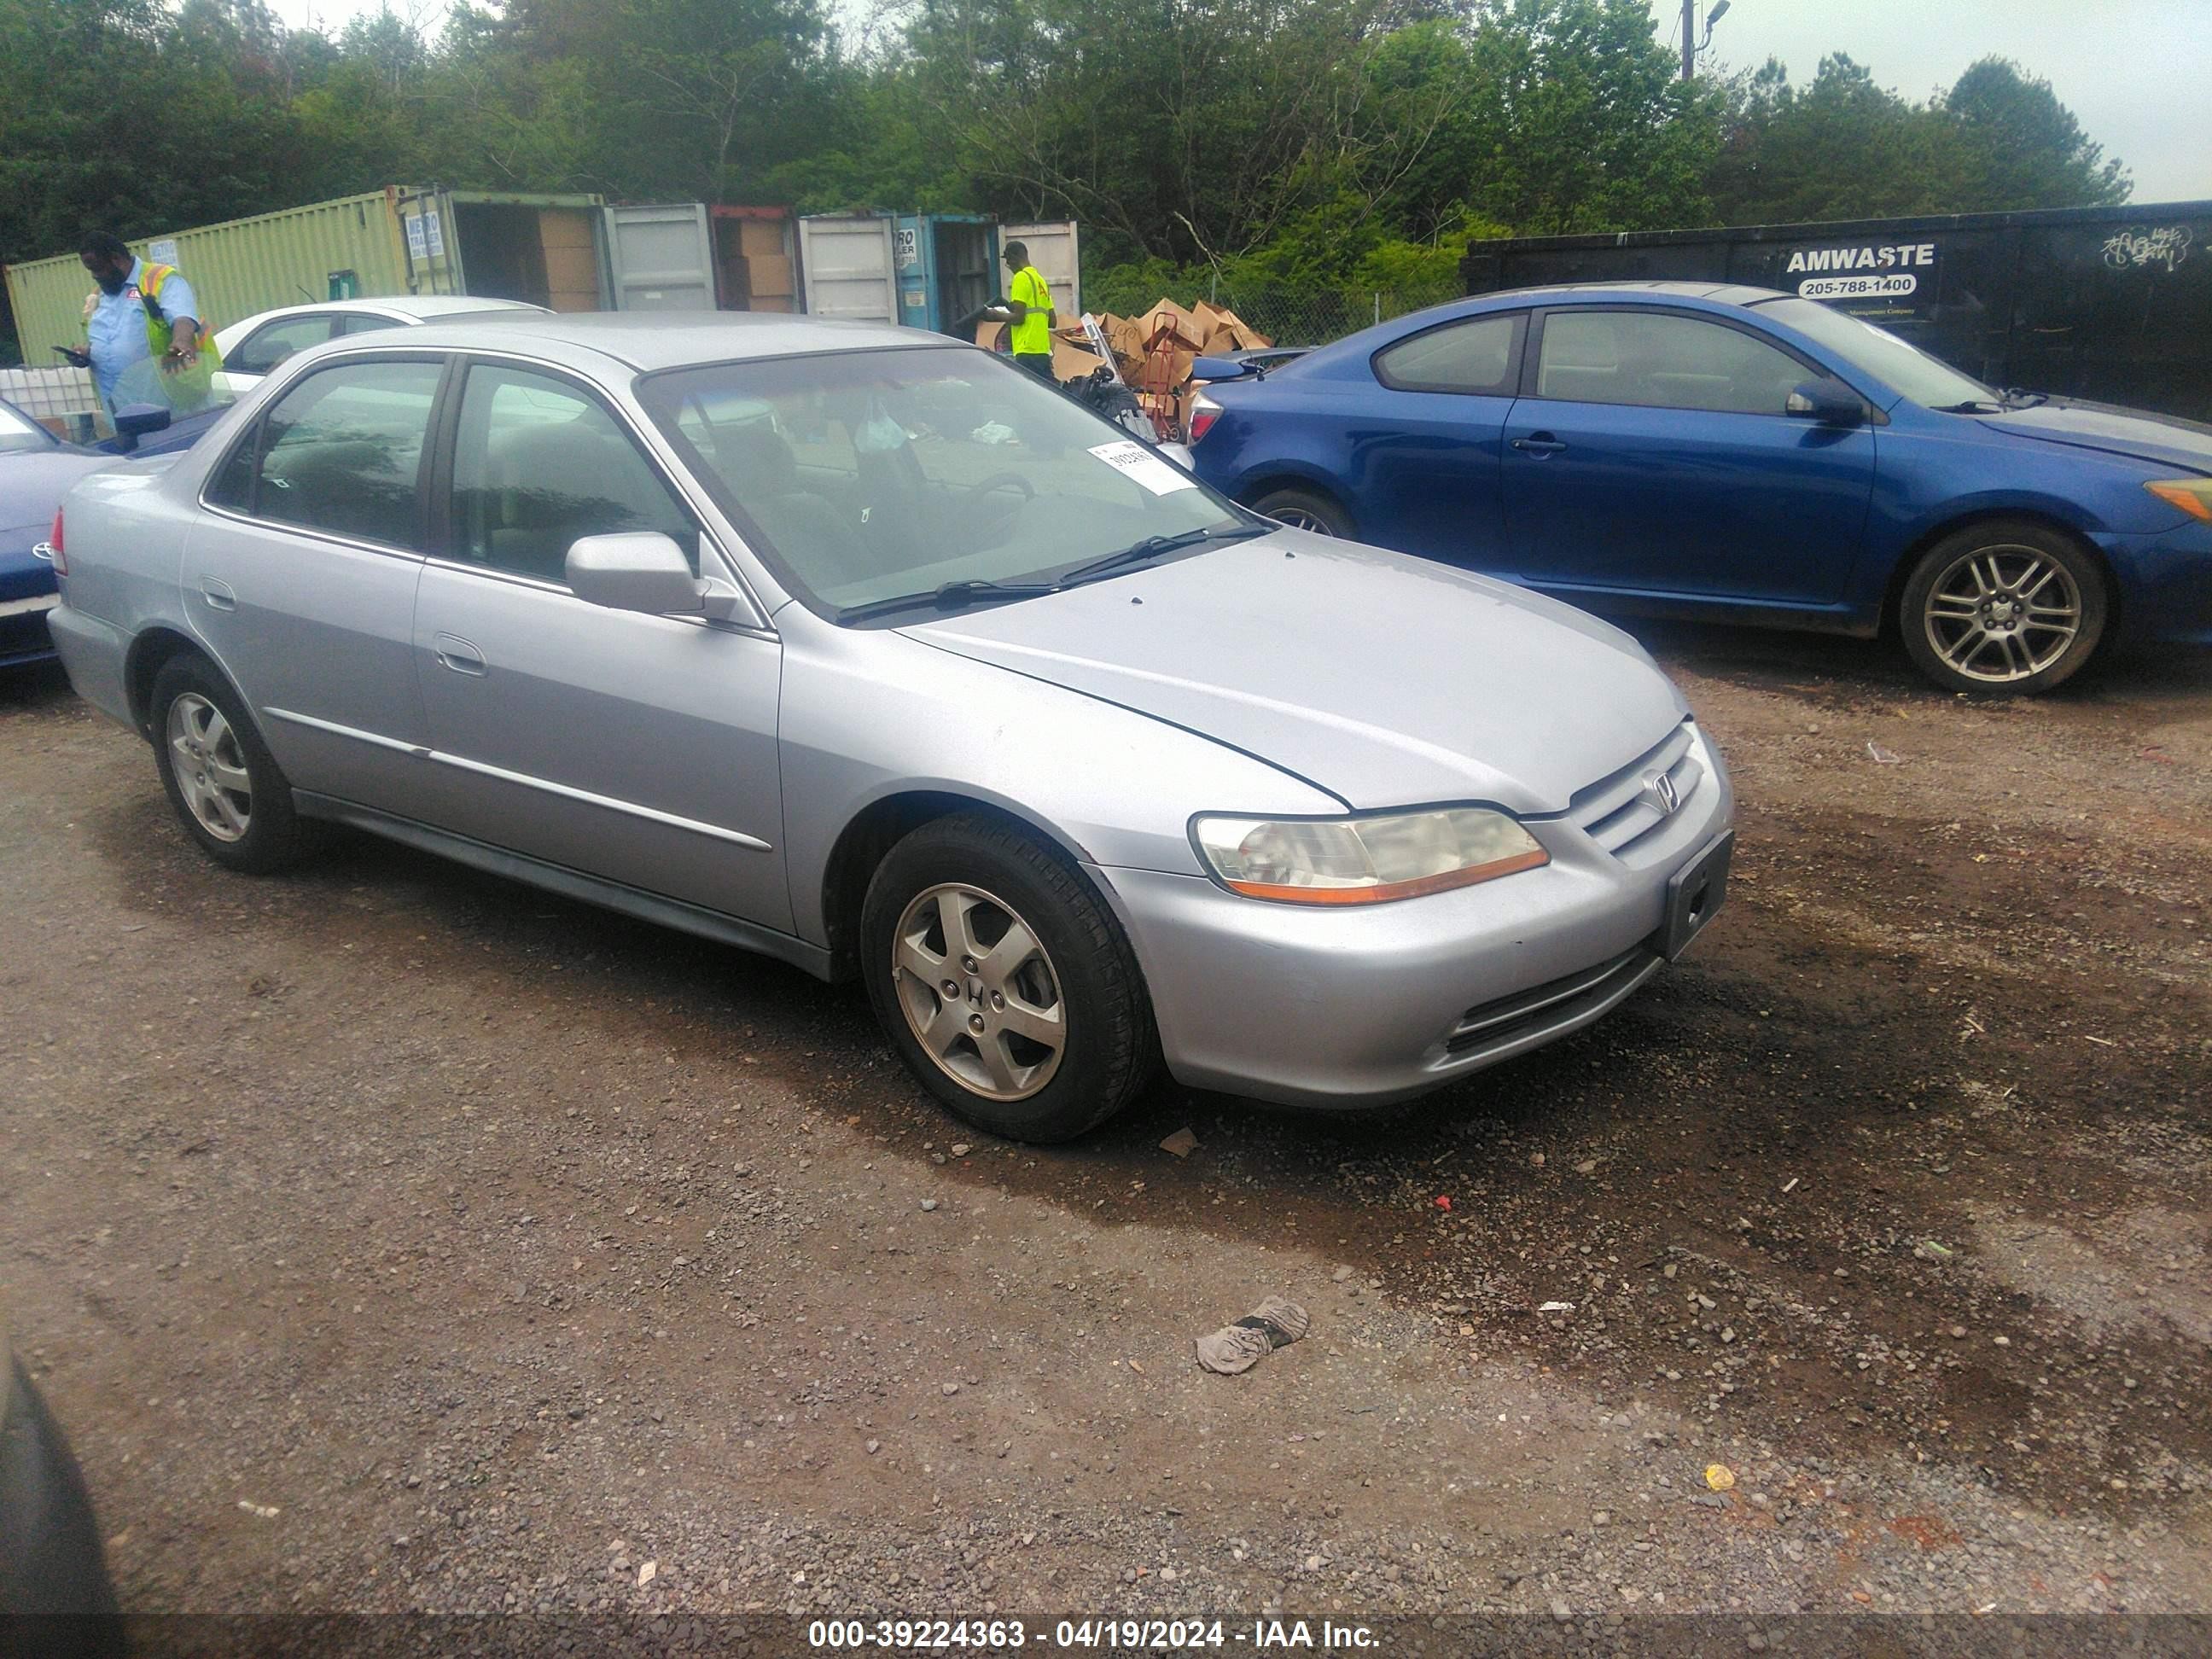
[1511,434,1568,457]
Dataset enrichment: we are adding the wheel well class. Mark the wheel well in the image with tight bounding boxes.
[124,627,207,736]
[819,792,1046,981]
[1878,509,2120,639]
[1239,474,1351,522]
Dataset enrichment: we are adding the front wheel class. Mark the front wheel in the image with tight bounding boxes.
[1899,520,2108,696]
[1249,485,1353,538]
[860,812,1155,1142]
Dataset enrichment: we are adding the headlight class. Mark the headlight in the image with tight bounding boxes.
[1193,808,1548,905]
[2145,478,2212,522]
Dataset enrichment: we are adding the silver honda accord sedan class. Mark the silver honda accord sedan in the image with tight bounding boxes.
[44,312,1732,1141]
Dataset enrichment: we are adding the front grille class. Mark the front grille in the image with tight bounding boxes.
[1569,722,1703,859]
[1443,946,1657,1056]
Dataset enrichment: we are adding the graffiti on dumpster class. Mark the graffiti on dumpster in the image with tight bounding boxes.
[2101,225,2192,272]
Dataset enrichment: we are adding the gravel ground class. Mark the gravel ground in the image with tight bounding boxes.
[2,625,2209,1634]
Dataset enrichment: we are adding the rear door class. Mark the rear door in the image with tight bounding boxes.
[605,204,718,312]
[408,356,790,928]
[797,216,897,324]
[1499,305,1875,607]
[1353,311,1525,569]
[187,354,445,806]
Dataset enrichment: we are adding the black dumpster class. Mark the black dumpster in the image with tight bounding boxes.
[1460,201,2212,422]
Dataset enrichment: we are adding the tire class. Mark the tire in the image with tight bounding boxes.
[148,654,306,873]
[860,812,1155,1142]
[1899,518,2108,696]
[1250,485,1353,538]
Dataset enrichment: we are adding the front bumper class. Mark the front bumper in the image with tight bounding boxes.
[2096,519,2212,649]
[1097,720,1734,1108]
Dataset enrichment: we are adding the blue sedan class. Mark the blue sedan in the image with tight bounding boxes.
[1187,282,2212,694]
[0,399,109,669]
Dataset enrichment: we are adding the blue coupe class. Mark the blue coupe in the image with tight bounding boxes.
[1187,282,2212,694]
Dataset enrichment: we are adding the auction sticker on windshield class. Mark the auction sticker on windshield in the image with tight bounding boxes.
[1089,439,1196,495]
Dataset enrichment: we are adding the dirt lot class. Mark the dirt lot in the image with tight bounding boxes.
[3,626,2209,1633]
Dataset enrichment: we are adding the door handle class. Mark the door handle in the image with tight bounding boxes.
[433,632,486,676]
[1511,434,1567,457]
[199,577,237,611]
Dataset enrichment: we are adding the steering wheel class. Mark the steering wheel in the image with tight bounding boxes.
[968,470,1035,504]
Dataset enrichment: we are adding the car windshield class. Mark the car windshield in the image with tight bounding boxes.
[0,400,54,454]
[637,346,1245,618]
[1753,297,2000,410]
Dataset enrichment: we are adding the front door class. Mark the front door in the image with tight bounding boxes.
[185,355,445,807]
[1500,306,1876,608]
[408,358,789,929]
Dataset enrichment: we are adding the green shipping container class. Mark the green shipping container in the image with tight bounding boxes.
[4,187,614,364]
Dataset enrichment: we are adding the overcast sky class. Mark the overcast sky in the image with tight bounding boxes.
[1655,0,2211,202]
[267,0,2212,205]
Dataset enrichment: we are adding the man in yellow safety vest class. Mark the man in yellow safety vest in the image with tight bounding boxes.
[63,231,223,417]
[996,241,1058,383]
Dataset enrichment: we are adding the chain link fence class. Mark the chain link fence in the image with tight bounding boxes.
[1190,282,1462,348]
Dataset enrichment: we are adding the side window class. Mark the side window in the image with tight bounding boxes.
[205,422,259,509]
[253,359,443,547]
[338,313,407,337]
[1374,314,1522,395]
[1537,311,1807,415]
[228,314,340,377]
[450,364,698,584]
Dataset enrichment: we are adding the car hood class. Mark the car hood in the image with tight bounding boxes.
[1977,399,2212,474]
[902,533,1687,815]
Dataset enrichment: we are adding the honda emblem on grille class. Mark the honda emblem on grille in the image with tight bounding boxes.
[1639,771,1679,816]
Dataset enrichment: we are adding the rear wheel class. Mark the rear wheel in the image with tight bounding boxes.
[1249,485,1353,538]
[861,812,1155,1142]
[1899,519,2107,696]
[148,655,306,872]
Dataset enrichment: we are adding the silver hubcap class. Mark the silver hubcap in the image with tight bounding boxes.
[1272,507,1335,536]
[166,692,253,842]
[1924,545,2081,683]
[891,882,1066,1102]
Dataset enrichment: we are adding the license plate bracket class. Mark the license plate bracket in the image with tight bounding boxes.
[1662,830,1732,960]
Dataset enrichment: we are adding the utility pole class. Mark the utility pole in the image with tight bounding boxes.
[1680,1,1695,80]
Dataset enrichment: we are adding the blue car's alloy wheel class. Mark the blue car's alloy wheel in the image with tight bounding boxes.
[1902,520,2107,696]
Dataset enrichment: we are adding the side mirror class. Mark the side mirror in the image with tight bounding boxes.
[566,533,706,614]
[1785,378,1865,427]
[108,403,173,453]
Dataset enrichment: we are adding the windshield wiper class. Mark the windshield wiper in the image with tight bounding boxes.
[1930,399,2006,414]
[1055,523,1268,588]
[838,579,1059,623]
[2000,387,2050,409]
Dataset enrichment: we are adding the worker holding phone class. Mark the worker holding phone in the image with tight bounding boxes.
[63,231,221,419]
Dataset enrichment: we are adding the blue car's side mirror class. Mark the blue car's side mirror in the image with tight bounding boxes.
[108,403,173,454]
[1785,379,1864,427]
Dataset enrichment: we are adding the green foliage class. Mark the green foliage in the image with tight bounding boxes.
[0,0,2142,362]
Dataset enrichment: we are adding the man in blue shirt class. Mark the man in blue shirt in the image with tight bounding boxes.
[62,232,212,416]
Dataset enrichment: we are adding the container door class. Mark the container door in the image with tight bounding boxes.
[894,215,929,328]
[798,215,897,324]
[605,204,717,311]
[395,190,462,297]
[1004,222,1080,314]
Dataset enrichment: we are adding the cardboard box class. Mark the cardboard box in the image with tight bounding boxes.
[748,294,794,313]
[738,218,787,259]
[745,252,795,298]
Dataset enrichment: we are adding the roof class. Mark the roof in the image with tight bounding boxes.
[390,310,935,370]
[1472,280,1790,306]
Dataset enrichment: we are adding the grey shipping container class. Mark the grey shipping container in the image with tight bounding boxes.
[1460,200,2212,422]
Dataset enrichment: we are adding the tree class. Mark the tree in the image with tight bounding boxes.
[1943,56,2128,210]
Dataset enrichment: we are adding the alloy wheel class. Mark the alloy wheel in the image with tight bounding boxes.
[1921,544,2083,684]
[1271,507,1336,536]
[166,692,253,842]
[890,882,1067,1102]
